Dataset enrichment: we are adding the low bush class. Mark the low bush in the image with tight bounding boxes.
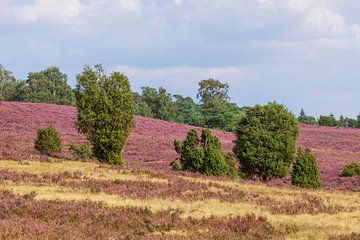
[174,128,229,176]
[291,148,321,188]
[34,126,62,155]
[342,162,360,177]
[69,143,93,160]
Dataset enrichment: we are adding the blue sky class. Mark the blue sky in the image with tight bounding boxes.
[1,0,360,117]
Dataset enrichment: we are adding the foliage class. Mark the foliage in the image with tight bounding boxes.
[69,143,93,160]
[138,87,177,120]
[291,148,321,188]
[318,114,337,127]
[342,162,360,177]
[197,78,230,107]
[174,129,204,172]
[233,102,299,181]
[34,126,62,155]
[174,128,229,176]
[202,100,245,132]
[75,65,134,165]
[0,65,17,101]
[24,67,75,105]
[298,109,317,125]
[173,95,204,126]
[201,129,228,176]
[224,153,238,177]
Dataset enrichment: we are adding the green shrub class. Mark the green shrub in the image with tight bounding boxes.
[69,143,93,160]
[75,65,134,165]
[342,162,360,177]
[34,126,62,155]
[174,128,229,176]
[174,129,204,172]
[233,102,299,181]
[170,161,182,171]
[224,153,238,177]
[291,148,321,188]
[200,129,228,176]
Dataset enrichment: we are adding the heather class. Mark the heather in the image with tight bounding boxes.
[0,190,282,240]
[1,101,360,190]
[1,159,359,239]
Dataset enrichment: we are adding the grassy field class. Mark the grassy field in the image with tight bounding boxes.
[0,159,359,239]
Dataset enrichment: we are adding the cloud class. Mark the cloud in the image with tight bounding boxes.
[1,0,360,117]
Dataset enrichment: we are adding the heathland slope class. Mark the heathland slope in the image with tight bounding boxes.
[0,101,359,190]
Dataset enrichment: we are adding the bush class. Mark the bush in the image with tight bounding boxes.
[201,129,228,176]
[75,65,134,165]
[291,148,321,188]
[34,126,62,155]
[69,143,93,160]
[342,162,360,177]
[233,102,299,181]
[224,153,238,177]
[174,129,204,172]
[174,128,228,176]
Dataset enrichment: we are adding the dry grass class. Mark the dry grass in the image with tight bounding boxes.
[0,159,359,240]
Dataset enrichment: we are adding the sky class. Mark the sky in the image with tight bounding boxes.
[1,0,360,117]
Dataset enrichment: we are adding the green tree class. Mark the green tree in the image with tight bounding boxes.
[318,114,337,126]
[140,87,176,120]
[173,95,204,126]
[75,65,134,165]
[26,67,75,105]
[233,102,299,181]
[0,65,17,101]
[291,148,321,188]
[298,109,317,125]
[197,78,230,107]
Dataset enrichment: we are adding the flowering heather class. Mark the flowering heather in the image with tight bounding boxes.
[0,190,281,239]
[1,101,360,190]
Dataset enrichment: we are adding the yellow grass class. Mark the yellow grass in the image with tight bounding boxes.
[0,160,167,183]
[0,159,359,239]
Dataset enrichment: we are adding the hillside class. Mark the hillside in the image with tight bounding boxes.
[0,101,359,190]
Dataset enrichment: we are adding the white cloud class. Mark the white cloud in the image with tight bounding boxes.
[173,0,182,6]
[0,0,82,24]
[302,8,347,37]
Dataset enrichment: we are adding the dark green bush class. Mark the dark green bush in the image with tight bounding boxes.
[75,65,134,165]
[174,129,204,172]
[233,102,299,181]
[69,143,93,160]
[34,126,62,155]
[200,129,228,176]
[174,128,228,176]
[291,148,321,188]
[342,162,360,177]
[224,153,238,177]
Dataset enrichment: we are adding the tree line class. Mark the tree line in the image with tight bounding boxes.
[1,64,360,130]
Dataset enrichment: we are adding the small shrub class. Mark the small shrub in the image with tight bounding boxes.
[174,129,204,172]
[69,143,93,160]
[291,148,321,188]
[170,161,182,171]
[224,153,238,177]
[201,129,228,176]
[174,128,229,176]
[342,162,360,177]
[34,126,62,155]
